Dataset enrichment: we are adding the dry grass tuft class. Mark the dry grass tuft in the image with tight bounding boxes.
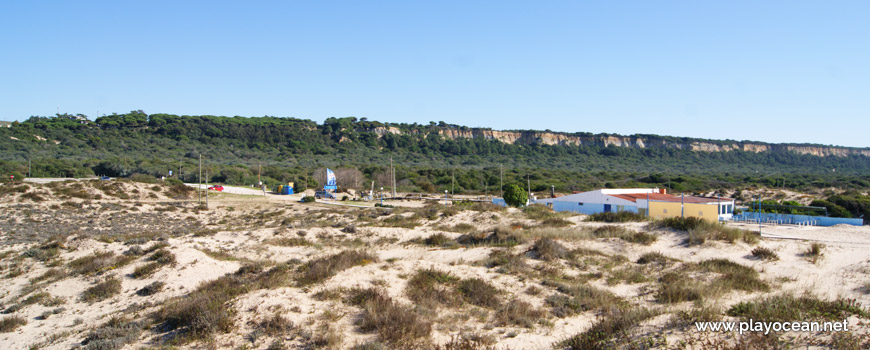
[457,227,524,247]
[69,251,134,276]
[0,315,27,333]
[351,288,431,345]
[530,238,569,261]
[493,299,547,328]
[751,246,779,261]
[81,277,122,303]
[546,282,625,317]
[297,250,378,286]
[80,316,143,350]
[559,307,659,350]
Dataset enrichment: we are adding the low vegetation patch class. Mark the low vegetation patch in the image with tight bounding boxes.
[136,281,165,296]
[81,277,122,303]
[592,225,657,245]
[80,316,143,350]
[803,243,825,264]
[636,252,673,265]
[405,268,503,310]
[751,246,779,261]
[546,282,625,317]
[727,294,870,322]
[559,307,659,350]
[457,227,524,247]
[69,251,134,276]
[264,237,313,247]
[421,233,459,248]
[530,238,569,261]
[350,288,431,345]
[483,249,530,275]
[657,217,759,245]
[152,262,294,343]
[699,258,769,292]
[494,299,547,328]
[297,250,377,286]
[132,249,176,278]
[0,315,27,333]
[586,211,647,223]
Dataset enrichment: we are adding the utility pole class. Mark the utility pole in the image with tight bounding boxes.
[500,165,503,198]
[527,174,531,201]
[178,159,182,181]
[198,154,202,205]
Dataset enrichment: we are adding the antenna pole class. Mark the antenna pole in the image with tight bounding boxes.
[500,165,503,198]
[198,154,202,205]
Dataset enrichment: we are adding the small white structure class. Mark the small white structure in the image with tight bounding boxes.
[532,188,735,221]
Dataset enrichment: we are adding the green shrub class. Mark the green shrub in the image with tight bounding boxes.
[586,211,647,223]
[81,277,122,303]
[80,317,143,350]
[751,246,779,261]
[727,294,870,322]
[458,278,502,308]
[0,315,27,333]
[503,184,528,207]
[493,299,547,328]
[530,238,569,261]
[559,308,659,350]
[353,288,431,344]
[297,250,377,286]
[301,195,316,203]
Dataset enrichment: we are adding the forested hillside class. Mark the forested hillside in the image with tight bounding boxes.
[1,111,869,195]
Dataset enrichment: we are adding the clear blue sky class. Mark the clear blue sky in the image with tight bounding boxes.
[2,1,868,147]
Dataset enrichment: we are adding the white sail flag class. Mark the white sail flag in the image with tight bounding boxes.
[325,168,337,190]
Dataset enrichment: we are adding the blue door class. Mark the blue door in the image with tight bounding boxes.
[603,204,612,213]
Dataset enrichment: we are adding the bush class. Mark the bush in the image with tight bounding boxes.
[546,283,625,317]
[422,233,457,248]
[80,317,143,350]
[353,288,431,345]
[301,195,316,203]
[136,281,165,296]
[530,238,569,261]
[751,246,779,261]
[636,252,672,265]
[804,243,825,264]
[0,315,27,333]
[586,211,647,223]
[404,268,462,309]
[456,227,524,247]
[727,294,870,322]
[493,299,546,328]
[699,259,769,292]
[559,308,659,350]
[503,184,528,208]
[458,278,502,308]
[297,250,377,286]
[81,277,123,303]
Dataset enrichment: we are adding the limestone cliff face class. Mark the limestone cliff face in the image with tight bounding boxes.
[427,127,869,157]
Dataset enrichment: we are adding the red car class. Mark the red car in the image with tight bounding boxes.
[208,185,224,191]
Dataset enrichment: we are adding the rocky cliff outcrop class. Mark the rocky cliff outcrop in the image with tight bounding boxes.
[428,128,868,157]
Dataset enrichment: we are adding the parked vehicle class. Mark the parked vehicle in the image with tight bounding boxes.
[315,190,335,199]
[208,185,224,191]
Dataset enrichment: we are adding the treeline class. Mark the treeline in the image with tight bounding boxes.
[1,112,870,198]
